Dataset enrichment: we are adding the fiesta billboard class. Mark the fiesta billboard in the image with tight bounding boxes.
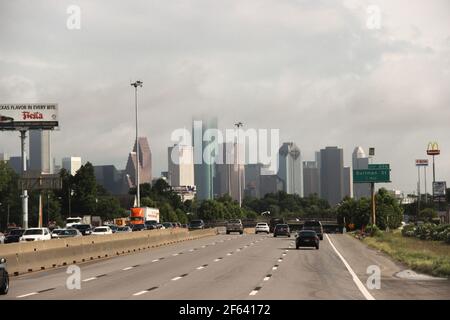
[0,103,59,130]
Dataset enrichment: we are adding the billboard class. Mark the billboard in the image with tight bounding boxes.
[433,181,447,196]
[0,103,59,130]
[415,159,429,166]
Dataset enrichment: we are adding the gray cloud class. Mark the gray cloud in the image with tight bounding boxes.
[0,0,449,194]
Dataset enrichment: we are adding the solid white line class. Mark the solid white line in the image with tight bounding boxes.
[171,276,182,281]
[133,290,148,296]
[249,290,259,296]
[82,277,96,282]
[122,267,133,271]
[17,292,38,298]
[325,234,375,300]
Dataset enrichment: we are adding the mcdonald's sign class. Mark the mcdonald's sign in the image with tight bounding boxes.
[427,142,440,156]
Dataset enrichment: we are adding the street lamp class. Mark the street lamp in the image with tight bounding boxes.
[234,122,243,207]
[131,80,143,208]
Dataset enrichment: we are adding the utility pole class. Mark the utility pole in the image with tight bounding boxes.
[20,129,29,229]
[131,80,143,207]
[371,182,376,226]
[234,122,243,207]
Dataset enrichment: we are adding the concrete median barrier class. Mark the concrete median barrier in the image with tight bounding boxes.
[0,227,218,276]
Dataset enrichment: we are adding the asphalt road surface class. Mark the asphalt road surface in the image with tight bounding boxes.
[2,232,449,300]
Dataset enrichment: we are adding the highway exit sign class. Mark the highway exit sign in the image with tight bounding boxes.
[368,164,390,170]
[353,168,391,183]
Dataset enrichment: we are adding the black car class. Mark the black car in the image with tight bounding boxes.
[0,258,9,295]
[274,224,290,237]
[70,224,92,236]
[4,228,25,243]
[296,230,319,250]
[130,224,146,232]
[145,220,158,230]
[303,220,324,240]
[188,220,205,230]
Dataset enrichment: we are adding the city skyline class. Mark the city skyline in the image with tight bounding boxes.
[1,1,449,195]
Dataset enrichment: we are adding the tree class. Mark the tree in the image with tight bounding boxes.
[0,161,21,229]
[95,196,125,220]
[71,162,98,215]
[419,208,437,221]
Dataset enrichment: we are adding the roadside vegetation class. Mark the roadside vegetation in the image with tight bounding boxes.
[361,230,450,278]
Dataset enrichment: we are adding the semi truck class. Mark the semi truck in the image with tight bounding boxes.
[129,207,160,226]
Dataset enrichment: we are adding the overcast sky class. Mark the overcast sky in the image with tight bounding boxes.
[0,0,449,194]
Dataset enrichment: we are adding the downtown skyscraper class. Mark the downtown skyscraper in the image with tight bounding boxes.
[320,146,344,206]
[29,129,52,174]
[125,137,152,188]
[277,142,303,196]
[193,117,218,200]
[352,146,371,199]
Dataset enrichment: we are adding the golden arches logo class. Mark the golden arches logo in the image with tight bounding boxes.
[427,142,440,155]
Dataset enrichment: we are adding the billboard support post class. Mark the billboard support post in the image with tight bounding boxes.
[19,129,29,229]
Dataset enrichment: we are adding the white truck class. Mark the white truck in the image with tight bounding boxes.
[66,217,82,228]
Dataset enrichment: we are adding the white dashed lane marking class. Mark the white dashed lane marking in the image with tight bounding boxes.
[17,292,38,298]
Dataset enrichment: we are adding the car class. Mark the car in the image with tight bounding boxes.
[145,220,158,230]
[273,224,290,237]
[116,226,132,233]
[130,224,146,232]
[20,228,52,242]
[173,222,182,228]
[181,224,188,228]
[0,233,4,244]
[296,230,319,250]
[51,229,65,239]
[56,229,83,238]
[226,219,244,234]
[70,224,93,236]
[269,218,285,233]
[162,222,175,229]
[3,229,25,243]
[105,224,118,233]
[0,258,9,295]
[188,220,205,230]
[91,226,113,235]
[255,222,270,234]
[302,220,324,240]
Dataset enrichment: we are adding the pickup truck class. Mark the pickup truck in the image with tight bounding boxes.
[226,219,243,234]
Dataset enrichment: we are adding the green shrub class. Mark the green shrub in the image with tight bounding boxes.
[365,224,382,237]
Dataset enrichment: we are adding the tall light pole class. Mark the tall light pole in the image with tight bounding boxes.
[131,80,143,207]
[234,122,243,207]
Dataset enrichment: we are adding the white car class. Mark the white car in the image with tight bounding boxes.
[255,222,270,234]
[20,228,52,242]
[0,233,4,244]
[51,229,65,239]
[91,226,113,235]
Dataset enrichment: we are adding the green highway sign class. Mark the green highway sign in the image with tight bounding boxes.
[368,164,390,170]
[353,169,391,183]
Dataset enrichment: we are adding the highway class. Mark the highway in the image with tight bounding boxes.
[2,231,449,300]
